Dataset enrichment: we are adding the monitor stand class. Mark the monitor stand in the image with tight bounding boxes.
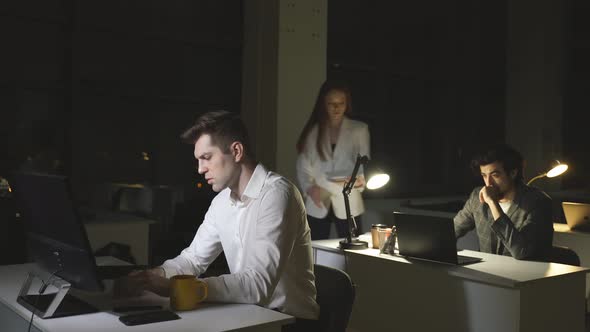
[17,272,98,319]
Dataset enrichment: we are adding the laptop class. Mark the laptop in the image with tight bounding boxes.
[562,202,590,231]
[393,211,482,265]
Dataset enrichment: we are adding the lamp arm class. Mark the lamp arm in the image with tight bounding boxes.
[342,155,369,196]
[342,155,369,243]
[526,173,547,186]
[342,186,354,244]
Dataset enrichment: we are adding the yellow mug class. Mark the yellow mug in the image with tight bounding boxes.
[170,275,208,311]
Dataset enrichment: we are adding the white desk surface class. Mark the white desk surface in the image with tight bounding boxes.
[0,261,293,332]
[313,234,590,289]
[554,222,590,236]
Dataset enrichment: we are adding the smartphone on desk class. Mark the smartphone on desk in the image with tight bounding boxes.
[113,305,162,313]
[118,309,180,326]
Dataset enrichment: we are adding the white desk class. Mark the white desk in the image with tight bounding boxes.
[0,262,293,332]
[553,223,590,308]
[313,235,590,332]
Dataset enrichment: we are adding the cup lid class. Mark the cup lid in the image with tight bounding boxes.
[371,224,388,228]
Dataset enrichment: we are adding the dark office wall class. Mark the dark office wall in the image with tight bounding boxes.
[0,1,242,202]
[2,1,587,201]
[328,0,506,197]
[70,1,242,200]
[563,0,590,190]
[0,2,69,176]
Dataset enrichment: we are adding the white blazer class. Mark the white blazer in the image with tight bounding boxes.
[296,117,370,219]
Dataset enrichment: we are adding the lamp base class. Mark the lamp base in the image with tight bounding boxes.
[339,239,369,250]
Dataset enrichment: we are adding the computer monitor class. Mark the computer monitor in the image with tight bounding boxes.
[10,172,104,317]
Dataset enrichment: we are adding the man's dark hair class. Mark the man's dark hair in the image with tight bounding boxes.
[180,110,252,157]
[470,143,524,182]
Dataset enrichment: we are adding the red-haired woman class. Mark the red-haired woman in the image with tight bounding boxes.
[296,80,370,240]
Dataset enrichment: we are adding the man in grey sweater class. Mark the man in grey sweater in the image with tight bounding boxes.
[454,144,553,260]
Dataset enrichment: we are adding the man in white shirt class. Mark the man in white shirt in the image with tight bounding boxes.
[120,111,319,324]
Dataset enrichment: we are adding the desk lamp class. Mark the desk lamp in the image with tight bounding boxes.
[527,160,568,186]
[339,155,390,250]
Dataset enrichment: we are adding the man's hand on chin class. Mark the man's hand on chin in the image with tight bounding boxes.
[479,186,501,205]
[479,186,504,221]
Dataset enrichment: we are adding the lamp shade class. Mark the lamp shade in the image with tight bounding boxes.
[366,173,390,190]
[546,161,568,178]
[364,158,391,190]
[527,160,569,185]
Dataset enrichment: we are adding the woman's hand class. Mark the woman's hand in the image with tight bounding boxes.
[339,176,365,188]
[353,176,365,188]
[307,185,324,208]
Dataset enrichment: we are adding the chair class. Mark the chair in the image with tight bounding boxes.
[549,245,580,266]
[314,264,355,332]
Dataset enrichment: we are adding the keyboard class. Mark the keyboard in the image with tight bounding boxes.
[96,265,147,280]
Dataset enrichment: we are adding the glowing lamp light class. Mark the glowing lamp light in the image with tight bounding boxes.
[527,160,569,186]
[546,163,568,178]
[366,173,390,190]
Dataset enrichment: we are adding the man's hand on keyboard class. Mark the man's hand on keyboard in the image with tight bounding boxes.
[114,268,170,298]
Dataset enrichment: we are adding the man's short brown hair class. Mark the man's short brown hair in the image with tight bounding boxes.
[180,110,252,157]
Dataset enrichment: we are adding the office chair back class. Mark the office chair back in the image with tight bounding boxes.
[314,264,355,332]
[549,245,580,266]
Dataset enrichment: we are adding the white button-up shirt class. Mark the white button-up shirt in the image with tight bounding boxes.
[162,164,319,319]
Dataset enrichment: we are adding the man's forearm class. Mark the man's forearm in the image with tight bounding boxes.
[488,201,503,221]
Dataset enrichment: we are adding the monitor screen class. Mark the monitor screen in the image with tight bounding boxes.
[11,172,103,292]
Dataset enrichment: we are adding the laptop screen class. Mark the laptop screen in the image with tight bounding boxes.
[562,202,590,231]
[394,211,461,264]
